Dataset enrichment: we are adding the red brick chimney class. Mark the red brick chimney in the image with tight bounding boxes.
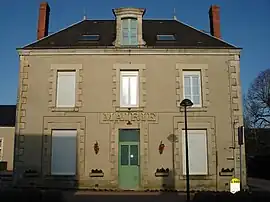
[37,2,50,40]
[209,5,221,39]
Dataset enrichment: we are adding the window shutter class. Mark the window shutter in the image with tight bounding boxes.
[51,130,77,175]
[130,19,138,45]
[182,130,208,175]
[191,75,200,105]
[184,76,192,101]
[56,71,76,107]
[129,75,138,105]
[122,19,130,45]
[120,76,130,106]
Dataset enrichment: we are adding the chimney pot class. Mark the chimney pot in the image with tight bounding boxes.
[209,5,221,39]
[37,2,50,40]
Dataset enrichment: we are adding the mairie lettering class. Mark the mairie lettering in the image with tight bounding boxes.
[102,112,157,122]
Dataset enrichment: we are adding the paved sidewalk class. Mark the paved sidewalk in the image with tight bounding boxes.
[64,191,188,202]
[248,177,270,192]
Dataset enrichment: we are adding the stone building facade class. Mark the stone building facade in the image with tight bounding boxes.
[14,2,246,191]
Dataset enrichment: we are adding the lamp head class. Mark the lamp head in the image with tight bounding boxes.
[180,99,193,107]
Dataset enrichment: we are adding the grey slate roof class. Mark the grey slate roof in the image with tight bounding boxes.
[22,19,237,49]
[0,105,16,127]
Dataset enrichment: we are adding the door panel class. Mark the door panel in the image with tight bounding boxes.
[120,145,129,165]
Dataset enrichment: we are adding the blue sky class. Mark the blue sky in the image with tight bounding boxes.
[0,0,269,104]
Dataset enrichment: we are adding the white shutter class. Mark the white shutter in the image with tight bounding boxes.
[182,130,208,175]
[129,75,138,105]
[120,71,139,107]
[120,76,130,106]
[56,71,76,107]
[191,75,200,105]
[51,130,77,175]
[122,19,130,45]
[183,71,201,107]
[184,76,192,101]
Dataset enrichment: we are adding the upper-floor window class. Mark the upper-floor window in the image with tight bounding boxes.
[183,71,202,107]
[120,70,139,107]
[0,138,3,161]
[121,18,138,46]
[56,71,76,108]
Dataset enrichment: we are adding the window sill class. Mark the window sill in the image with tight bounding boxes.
[44,175,77,180]
[180,174,213,180]
[178,106,208,112]
[51,107,79,112]
[115,107,144,112]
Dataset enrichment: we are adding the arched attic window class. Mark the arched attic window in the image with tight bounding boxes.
[121,18,138,46]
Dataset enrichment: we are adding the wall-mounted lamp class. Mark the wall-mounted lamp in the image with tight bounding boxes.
[94,141,99,154]
[126,108,132,125]
[159,141,165,154]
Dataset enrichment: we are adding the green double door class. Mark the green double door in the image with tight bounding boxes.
[118,129,140,190]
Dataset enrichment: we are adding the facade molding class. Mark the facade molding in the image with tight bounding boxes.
[17,48,241,56]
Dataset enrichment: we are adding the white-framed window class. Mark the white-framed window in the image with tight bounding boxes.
[51,130,77,175]
[56,71,76,108]
[182,130,208,175]
[120,70,139,107]
[121,18,138,46]
[183,71,202,107]
[0,138,3,161]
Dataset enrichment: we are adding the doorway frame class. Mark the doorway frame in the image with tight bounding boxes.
[108,122,150,190]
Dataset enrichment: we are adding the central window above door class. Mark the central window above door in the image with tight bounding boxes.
[183,71,202,107]
[121,18,138,46]
[120,70,139,107]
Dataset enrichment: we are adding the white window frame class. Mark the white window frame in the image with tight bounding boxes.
[120,70,139,108]
[183,71,202,107]
[0,137,4,161]
[51,130,77,176]
[56,71,76,108]
[182,129,208,175]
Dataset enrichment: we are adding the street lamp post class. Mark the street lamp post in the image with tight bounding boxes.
[180,99,193,202]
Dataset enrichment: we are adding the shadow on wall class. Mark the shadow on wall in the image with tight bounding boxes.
[11,133,179,191]
[9,133,80,190]
[162,169,175,190]
[0,133,189,202]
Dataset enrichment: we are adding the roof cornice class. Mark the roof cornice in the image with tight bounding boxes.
[17,48,241,56]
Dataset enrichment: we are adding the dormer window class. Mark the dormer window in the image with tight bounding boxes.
[113,8,146,47]
[121,18,138,46]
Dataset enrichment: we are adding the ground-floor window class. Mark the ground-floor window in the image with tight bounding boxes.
[182,129,208,175]
[51,130,77,175]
